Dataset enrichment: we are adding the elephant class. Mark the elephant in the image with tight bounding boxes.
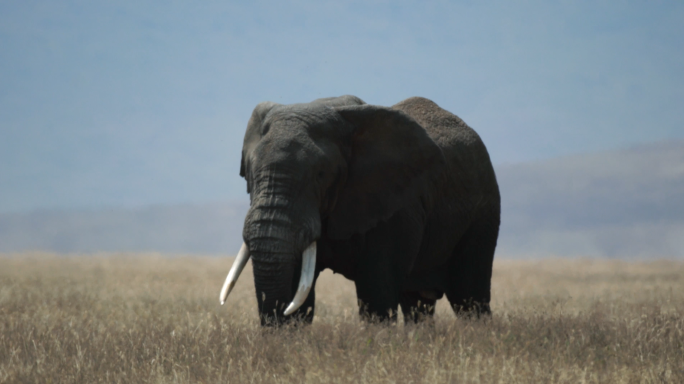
[219,95,500,326]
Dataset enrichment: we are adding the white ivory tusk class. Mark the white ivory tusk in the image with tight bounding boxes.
[219,243,250,305]
[283,241,316,316]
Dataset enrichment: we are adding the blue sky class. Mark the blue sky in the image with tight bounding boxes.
[1,1,683,213]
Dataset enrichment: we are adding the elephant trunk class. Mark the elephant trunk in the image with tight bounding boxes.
[251,250,297,325]
[242,201,319,326]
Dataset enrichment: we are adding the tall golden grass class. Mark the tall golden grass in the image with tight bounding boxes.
[1,253,682,383]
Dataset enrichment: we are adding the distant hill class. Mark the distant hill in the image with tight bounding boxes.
[496,140,684,258]
[0,203,249,255]
[1,140,682,258]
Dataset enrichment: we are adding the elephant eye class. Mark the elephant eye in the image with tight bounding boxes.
[317,171,325,180]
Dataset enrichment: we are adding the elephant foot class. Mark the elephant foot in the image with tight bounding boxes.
[357,299,399,324]
[400,291,437,324]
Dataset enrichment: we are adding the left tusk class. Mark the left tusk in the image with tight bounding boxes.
[283,241,316,316]
[219,243,250,305]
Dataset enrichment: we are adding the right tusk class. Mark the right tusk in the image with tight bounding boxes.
[283,241,316,316]
[219,243,250,305]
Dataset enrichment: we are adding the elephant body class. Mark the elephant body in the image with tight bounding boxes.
[230,95,500,325]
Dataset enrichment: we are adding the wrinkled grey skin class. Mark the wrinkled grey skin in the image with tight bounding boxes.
[239,95,500,326]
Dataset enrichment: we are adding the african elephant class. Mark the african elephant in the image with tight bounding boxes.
[220,95,500,326]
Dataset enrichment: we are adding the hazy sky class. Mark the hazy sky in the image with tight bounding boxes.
[1,1,683,213]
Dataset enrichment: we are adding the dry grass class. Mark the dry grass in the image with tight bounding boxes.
[1,253,683,383]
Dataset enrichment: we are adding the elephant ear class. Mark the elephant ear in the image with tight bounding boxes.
[240,102,279,191]
[326,105,445,239]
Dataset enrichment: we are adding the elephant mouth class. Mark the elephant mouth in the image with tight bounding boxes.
[219,241,317,316]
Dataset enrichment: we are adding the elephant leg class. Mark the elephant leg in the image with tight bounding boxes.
[446,215,498,318]
[354,255,400,323]
[353,225,403,323]
[353,208,426,323]
[400,291,437,324]
[355,281,399,323]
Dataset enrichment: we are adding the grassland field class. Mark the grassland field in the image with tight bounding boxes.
[1,253,683,383]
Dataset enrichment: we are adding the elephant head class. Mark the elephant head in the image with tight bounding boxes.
[220,96,445,325]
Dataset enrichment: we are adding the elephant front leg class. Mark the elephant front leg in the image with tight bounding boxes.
[354,278,399,323]
[352,209,425,323]
[353,234,401,323]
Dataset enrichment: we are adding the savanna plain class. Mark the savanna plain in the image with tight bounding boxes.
[1,254,682,384]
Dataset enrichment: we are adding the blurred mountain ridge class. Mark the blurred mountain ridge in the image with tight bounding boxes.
[0,202,249,255]
[1,139,682,258]
[497,139,684,258]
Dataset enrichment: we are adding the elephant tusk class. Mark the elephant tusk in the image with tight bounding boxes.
[283,241,316,316]
[219,243,250,305]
